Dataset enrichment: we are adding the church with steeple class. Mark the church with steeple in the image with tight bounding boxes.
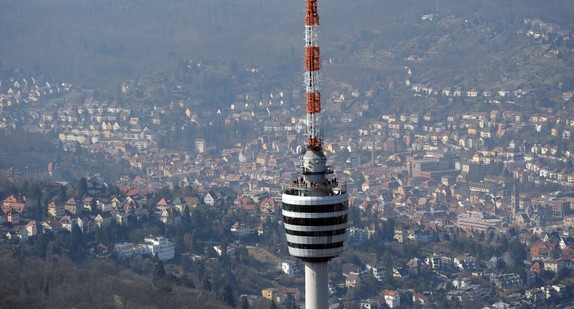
[511,177,520,216]
[511,176,540,227]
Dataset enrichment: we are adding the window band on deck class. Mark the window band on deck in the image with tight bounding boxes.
[282,214,348,226]
[283,202,348,213]
[287,241,344,250]
[285,228,347,237]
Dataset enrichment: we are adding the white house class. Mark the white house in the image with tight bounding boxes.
[282,259,299,276]
[145,236,175,261]
[384,290,400,308]
[203,191,216,206]
[365,264,385,282]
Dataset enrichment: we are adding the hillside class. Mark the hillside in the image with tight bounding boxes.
[0,246,230,309]
[0,0,572,97]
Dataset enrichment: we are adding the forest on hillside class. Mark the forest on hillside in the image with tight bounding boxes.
[0,245,232,309]
[0,0,572,90]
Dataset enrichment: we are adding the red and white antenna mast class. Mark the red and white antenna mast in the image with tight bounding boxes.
[305,0,322,151]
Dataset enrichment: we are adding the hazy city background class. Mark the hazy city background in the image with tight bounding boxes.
[1,0,574,308]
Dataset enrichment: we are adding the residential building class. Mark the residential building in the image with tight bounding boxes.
[2,194,28,217]
[413,293,430,306]
[384,290,400,308]
[94,212,113,228]
[48,201,65,217]
[346,273,360,288]
[231,222,251,238]
[457,211,504,231]
[491,273,522,289]
[282,259,298,276]
[145,236,175,261]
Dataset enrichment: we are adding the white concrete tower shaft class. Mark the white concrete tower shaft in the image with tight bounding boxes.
[305,262,329,309]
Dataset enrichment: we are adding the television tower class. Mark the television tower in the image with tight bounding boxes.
[282,1,349,308]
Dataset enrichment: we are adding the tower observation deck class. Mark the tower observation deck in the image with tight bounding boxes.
[282,150,349,263]
[282,1,349,308]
